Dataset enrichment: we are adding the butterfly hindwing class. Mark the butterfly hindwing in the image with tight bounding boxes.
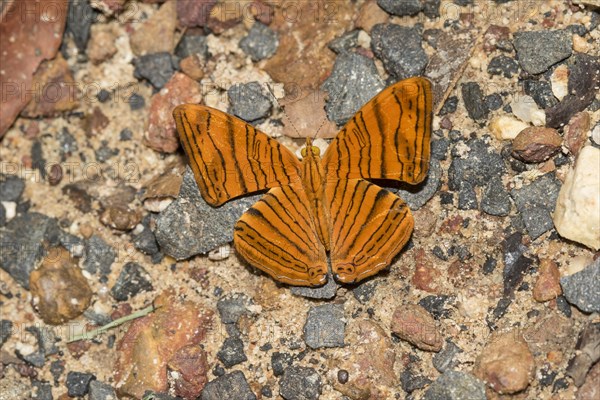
[322,77,432,184]
[174,105,302,206]
[326,179,413,284]
[234,183,328,286]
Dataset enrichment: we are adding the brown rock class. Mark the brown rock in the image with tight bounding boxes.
[390,304,443,352]
[144,73,202,153]
[577,361,600,400]
[29,247,93,325]
[167,345,209,399]
[87,24,118,64]
[564,111,591,157]
[85,107,110,136]
[512,127,562,163]
[474,330,535,394]
[205,2,243,34]
[411,249,440,293]
[66,339,92,359]
[177,0,217,28]
[21,54,79,118]
[130,0,177,56]
[354,0,389,33]
[114,290,214,399]
[281,90,337,139]
[566,322,600,387]
[48,164,63,186]
[179,55,205,81]
[532,259,562,302]
[248,0,275,25]
[0,0,69,137]
[483,25,510,53]
[412,208,437,237]
[100,205,141,231]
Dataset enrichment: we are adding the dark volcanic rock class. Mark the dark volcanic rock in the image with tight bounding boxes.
[371,23,428,80]
[303,304,345,349]
[461,82,489,122]
[239,22,278,61]
[228,81,272,122]
[217,337,247,368]
[133,52,176,89]
[423,370,486,400]
[279,365,322,400]
[513,30,572,75]
[560,258,600,313]
[110,262,153,301]
[201,370,256,400]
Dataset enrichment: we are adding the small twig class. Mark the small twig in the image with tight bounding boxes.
[67,304,158,343]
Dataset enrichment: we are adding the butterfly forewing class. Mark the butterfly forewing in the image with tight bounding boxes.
[234,183,328,286]
[174,105,303,206]
[326,179,413,283]
[322,77,432,184]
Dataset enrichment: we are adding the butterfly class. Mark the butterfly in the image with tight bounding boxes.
[173,77,432,286]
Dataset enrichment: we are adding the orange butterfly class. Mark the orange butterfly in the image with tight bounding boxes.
[173,77,432,286]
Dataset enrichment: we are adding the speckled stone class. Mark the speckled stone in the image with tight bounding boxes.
[228,82,272,122]
[66,371,96,397]
[395,158,442,210]
[377,0,423,16]
[201,370,256,400]
[239,22,278,61]
[279,366,322,400]
[110,262,153,301]
[461,82,489,122]
[560,258,600,313]
[423,370,486,400]
[487,55,519,78]
[513,30,572,75]
[83,235,116,276]
[371,23,427,80]
[304,304,345,349]
[217,337,247,368]
[133,52,176,89]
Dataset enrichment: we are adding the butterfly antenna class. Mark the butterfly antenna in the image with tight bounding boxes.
[265,83,302,138]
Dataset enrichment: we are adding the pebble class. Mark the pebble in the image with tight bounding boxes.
[532,259,562,302]
[291,272,340,300]
[217,293,251,324]
[513,30,572,75]
[481,176,511,216]
[510,173,561,240]
[239,22,278,61]
[100,204,140,231]
[564,111,591,157]
[395,158,442,210]
[551,64,570,101]
[200,370,256,400]
[217,337,247,368]
[474,330,535,394]
[133,52,176,90]
[418,295,452,319]
[1,319,12,346]
[377,0,423,16]
[485,93,503,111]
[132,224,160,256]
[560,258,600,313]
[489,115,530,140]
[64,0,94,53]
[511,126,562,163]
[432,340,463,373]
[566,322,600,387]
[279,365,322,400]
[423,370,486,400]
[439,96,458,116]
[145,72,202,153]
[461,82,489,122]
[110,262,153,301]
[371,23,427,80]
[271,352,294,377]
[553,146,600,250]
[303,303,345,349]
[0,174,25,202]
[88,380,118,400]
[120,128,133,141]
[31,380,52,400]
[523,79,558,109]
[155,167,261,259]
[176,34,209,59]
[578,362,600,400]
[457,181,477,210]
[390,304,443,352]
[87,24,117,64]
[129,0,177,56]
[355,0,389,32]
[180,54,205,81]
[0,213,62,288]
[29,247,92,324]
[546,54,600,129]
[128,93,145,111]
[228,82,272,122]
[26,325,59,357]
[502,232,534,296]
[327,30,359,54]
[511,94,546,126]
[321,52,384,126]
[400,369,432,393]
[66,371,96,397]
[83,235,116,276]
[487,55,519,78]
[176,0,217,28]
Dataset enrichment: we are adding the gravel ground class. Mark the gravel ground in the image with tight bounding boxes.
[1,0,599,399]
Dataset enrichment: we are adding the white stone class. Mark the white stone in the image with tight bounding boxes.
[208,244,231,261]
[553,146,600,250]
[551,65,570,101]
[489,115,529,140]
[510,95,546,126]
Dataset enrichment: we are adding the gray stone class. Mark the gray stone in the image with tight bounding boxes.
[239,22,278,61]
[423,370,486,400]
[31,380,52,400]
[0,174,25,202]
[449,138,505,189]
[433,340,463,373]
[418,295,452,319]
[513,30,572,75]
[303,304,345,349]
[461,82,489,122]
[217,337,247,368]
[487,55,519,78]
[371,23,427,80]
[502,232,534,296]
[484,93,504,111]
[510,173,561,240]
[88,380,118,400]
[395,158,442,210]
[523,79,558,109]
[65,0,95,53]
[0,212,60,289]
[1,320,12,347]
[155,167,261,259]
[481,177,511,216]
[400,369,431,393]
[133,52,176,89]
[176,34,209,59]
[377,0,423,16]
[66,371,96,397]
[328,30,359,54]
[201,370,257,400]
[271,352,293,377]
[217,294,252,324]
[83,235,116,276]
[228,82,272,122]
[321,52,384,126]
[291,272,340,300]
[279,366,322,400]
[352,280,378,304]
[560,258,600,313]
[457,182,477,210]
[110,262,153,301]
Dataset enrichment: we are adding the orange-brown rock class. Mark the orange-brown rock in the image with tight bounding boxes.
[130,0,177,56]
[411,249,440,293]
[512,127,562,163]
[390,304,443,352]
[29,247,92,325]
[167,345,209,399]
[532,259,562,302]
[564,111,591,157]
[354,0,389,32]
[179,55,205,81]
